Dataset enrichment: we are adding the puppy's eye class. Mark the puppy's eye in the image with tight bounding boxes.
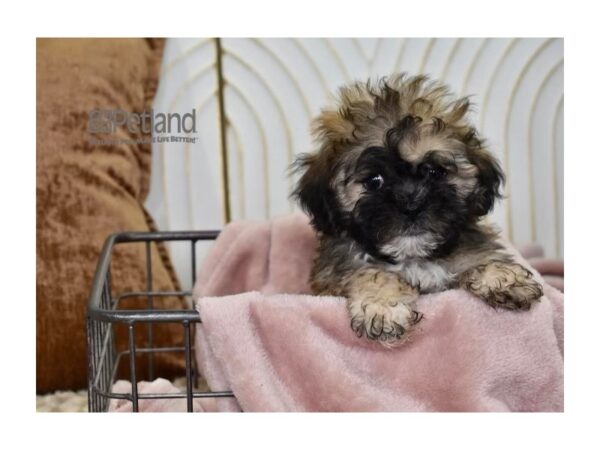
[363,174,384,191]
[420,164,446,179]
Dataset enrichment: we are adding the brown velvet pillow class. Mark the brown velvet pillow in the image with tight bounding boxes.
[36,38,186,393]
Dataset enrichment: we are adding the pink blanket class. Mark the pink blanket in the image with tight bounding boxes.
[193,213,564,412]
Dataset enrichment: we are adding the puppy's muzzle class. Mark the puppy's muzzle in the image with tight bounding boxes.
[393,182,428,215]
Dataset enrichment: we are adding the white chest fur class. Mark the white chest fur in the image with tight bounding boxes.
[387,259,454,293]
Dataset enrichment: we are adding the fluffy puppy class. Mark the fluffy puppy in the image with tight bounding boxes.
[292,74,543,343]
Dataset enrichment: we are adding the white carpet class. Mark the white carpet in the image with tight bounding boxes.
[36,390,87,412]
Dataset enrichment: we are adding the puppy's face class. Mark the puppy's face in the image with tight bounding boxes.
[293,74,504,261]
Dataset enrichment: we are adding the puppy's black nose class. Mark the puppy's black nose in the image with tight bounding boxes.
[403,201,426,223]
[395,183,426,215]
[397,191,425,215]
[404,199,422,212]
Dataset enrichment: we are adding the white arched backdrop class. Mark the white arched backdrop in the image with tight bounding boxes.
[145,38,564,289]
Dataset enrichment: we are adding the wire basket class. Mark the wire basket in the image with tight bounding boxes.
[86,231,235,412]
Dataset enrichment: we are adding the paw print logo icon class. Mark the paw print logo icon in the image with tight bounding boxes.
[88,110,113,134]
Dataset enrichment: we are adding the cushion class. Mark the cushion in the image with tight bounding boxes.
[37,38,186,393]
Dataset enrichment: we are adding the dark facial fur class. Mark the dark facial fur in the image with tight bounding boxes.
[292,74,542,343]
[292,74,504,263]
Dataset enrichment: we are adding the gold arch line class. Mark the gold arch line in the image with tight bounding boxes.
[440,38,463,81]
[159,39,212,78]
[352,38,369,65]
[165,63,215,116]
[351,38,382,69]
[251,38,312,117]
[393,38,408,74]
[456,38,513,235]
[225,82,271,218]
[183,93,220,229]
[552,97,564,257]
[526,60,563,247]
[460,38,489,96]
[153,41,213,228]
[502,38,557,242]
[369,38,382,69]
[222,47,295,206]
[478,38,519,129]
[228,122,246,218]
[159,62,216,229]
[161,88,216,230]
[418,38,437,74]
[474,38,517,237]
[293,39,331,98]
[476,38,525,239]
[325,38,353,81]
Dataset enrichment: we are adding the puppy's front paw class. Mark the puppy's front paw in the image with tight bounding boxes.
[461,261,543,311]
[345,268,420,343]
[349,300,423,342]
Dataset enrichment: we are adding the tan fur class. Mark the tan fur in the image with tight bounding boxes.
[459,261,543,310]
[311,263,422,341]
[311,75,486,212]
[313,75,472,145]
[294,74,543,344]
[346,268,421,341]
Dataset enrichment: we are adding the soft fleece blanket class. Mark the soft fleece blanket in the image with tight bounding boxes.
[192,213,564,412]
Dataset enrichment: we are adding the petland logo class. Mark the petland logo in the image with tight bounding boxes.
[87,109,198,146]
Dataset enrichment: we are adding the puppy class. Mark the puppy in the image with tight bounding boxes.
[292,74,543,342]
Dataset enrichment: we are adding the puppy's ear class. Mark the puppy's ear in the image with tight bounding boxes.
[291,152,342,235]
[466,145,505,217]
